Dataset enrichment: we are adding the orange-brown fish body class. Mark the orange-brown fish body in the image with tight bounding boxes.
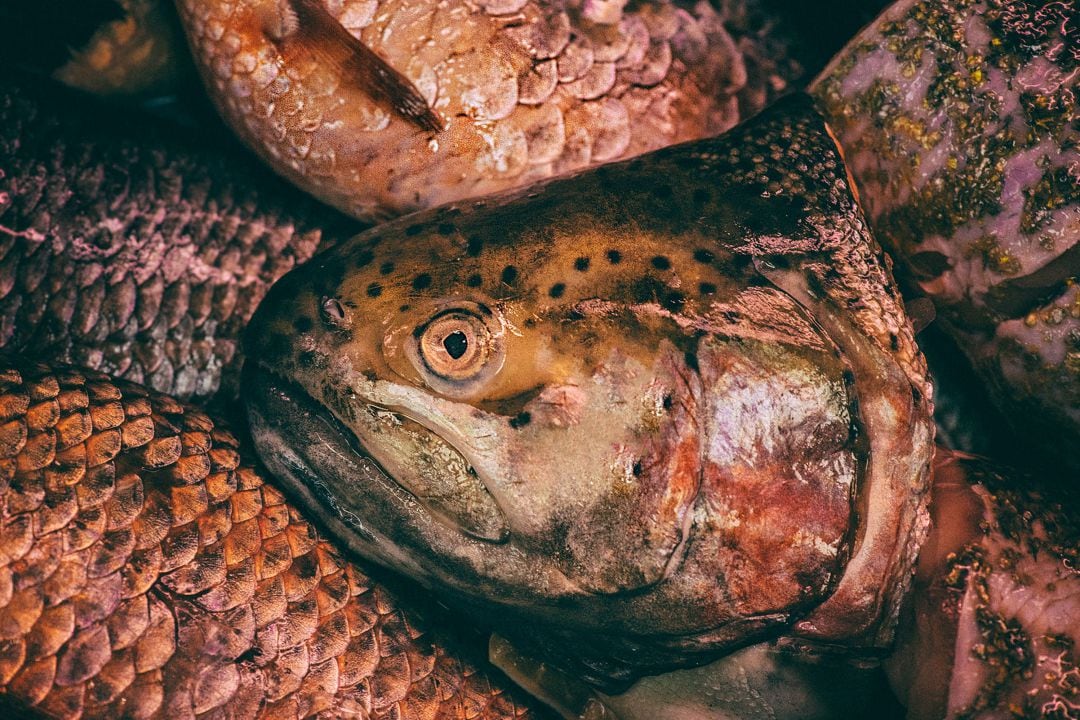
[174,0,798,220]
[0,361,542,719]
[243,96,935,688]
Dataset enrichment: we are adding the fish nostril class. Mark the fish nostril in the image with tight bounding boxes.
[320,296,350,326]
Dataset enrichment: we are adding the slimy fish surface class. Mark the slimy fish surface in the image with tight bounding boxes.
[174,0,802,220]
[244,96,934,686]
[813,0,1080,473]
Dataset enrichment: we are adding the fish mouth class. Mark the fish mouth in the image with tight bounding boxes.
[243,363,510,547]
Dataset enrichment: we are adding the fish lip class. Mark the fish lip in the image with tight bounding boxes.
[244,361,509,543]
[243,361,386,530]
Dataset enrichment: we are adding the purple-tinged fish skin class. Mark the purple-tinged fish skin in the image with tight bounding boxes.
[0,79,361,403]
[812,0,1080,473]
[887,448,1080,720]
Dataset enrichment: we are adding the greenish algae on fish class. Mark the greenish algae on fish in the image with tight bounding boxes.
[243,96,935,694]
[811,0,1080,474]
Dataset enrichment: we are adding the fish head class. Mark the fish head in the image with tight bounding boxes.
[245,96,934,684]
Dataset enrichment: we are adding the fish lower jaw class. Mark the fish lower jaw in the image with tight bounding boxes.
[244,362,511,545]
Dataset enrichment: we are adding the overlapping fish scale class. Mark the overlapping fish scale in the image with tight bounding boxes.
[0,82,360,404]
[0,362,541,719]
[175,0,801,220]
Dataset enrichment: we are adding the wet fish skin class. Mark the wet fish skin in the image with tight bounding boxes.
[0,360,542,719]
[174,0,802,221]
[244,96,934,686]
[812,0,1080,474]
[0,79,360,404]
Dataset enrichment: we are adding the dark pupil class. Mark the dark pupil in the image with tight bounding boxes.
[443,331,469,360]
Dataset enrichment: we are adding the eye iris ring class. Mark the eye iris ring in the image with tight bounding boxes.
[406,304,505,396]
[418,313,490,381]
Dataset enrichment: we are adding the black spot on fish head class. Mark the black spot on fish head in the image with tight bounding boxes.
[574,257,590,272]
[366,282,382,298]
[662,291,686,313]
[412,273,432,291]
[467,235,483,257]
[651,256,672,271]
[379,262,395,275]
[466,273,483,288]
[606,249,622,264]
[501,265,518,285]
[549,283,566,298]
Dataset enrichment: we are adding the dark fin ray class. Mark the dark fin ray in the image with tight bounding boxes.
[269,0,444,133]
[983,240,1080,320]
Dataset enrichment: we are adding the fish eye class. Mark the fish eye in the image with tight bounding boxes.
[408,305,504,396]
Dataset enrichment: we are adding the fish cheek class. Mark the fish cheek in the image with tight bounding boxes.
[556,345,703,595]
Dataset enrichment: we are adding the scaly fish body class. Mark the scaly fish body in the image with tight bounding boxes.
[174,0,801,220]
[0,79,360,403]
[812,0,1080,472]
[244,96,934,686]
[0,361,541,719]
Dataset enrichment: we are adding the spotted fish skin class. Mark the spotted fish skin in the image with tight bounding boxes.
[0,361,542,720]
[812,0,1080,473]
[244,96,934,686]
[0,80,360,403]
[174,0,800,221]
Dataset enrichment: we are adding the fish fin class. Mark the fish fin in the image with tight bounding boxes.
[266,0,444,133]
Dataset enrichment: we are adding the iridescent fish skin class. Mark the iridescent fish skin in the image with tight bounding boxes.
[0,79,359,403]
[812,0,1080,471]
[0,361,542,720]
[243,97,934,686]
[174,0,800,221]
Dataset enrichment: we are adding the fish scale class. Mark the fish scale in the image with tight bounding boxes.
[0,80,362,404]
[0,361,544,719]
[174,0,801,220]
